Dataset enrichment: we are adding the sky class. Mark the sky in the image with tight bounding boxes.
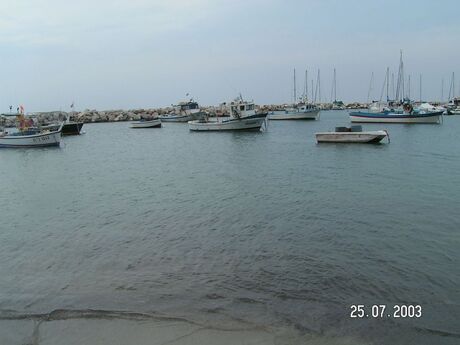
[1,0,459,111]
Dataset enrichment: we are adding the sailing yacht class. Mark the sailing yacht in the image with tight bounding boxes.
[268,69,320,120]
[331,68,345,110]
[349,52,442,124]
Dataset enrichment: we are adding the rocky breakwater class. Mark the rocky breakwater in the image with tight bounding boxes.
[33,108,167,124]
[31,106,223,124]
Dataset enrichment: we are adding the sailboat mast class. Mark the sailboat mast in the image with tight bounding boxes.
[441,78,444,102]
[408,75,411,100]
[318,69,321,103]
[391,73,395,101]
[419,74,422,103]
[367,72,374,104]
[306,70,309,101]
[454,72,456,99]
[386,67,389,102]
[293,68,297,104]
[311,79,314,102]
[333,68,337,102]
[395,50,403,102]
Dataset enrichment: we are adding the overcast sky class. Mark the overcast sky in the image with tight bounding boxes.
[1,0,459,111]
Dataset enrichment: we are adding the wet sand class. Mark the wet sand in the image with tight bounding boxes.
[0,309,367,345]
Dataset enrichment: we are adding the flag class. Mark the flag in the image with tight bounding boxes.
[70,102,74,108]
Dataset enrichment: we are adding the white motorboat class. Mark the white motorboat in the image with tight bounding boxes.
[446,97,460,115]
[159,99,205,122]
[130,118,161,128]
[189,96,267,131]
[316,126,389,143]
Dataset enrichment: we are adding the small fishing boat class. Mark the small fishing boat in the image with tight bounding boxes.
[159,98,205,122]
[189,96,267,131]
[316,125,389,144]
[0,114,63,148]
[62,121,84,135]
[43,121,84,135]
[130,118,161,128]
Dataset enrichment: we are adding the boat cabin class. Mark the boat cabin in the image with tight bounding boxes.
[229,100,256,118]
[177,101,199,111]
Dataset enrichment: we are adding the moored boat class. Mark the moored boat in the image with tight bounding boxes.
[349,109,443,124]
[0,119,63,148]
[43,121,84,135]
[159,98,205,122]
[316,126,389,143]
[189,96,267,131]
[268,69,320,120]
[268,103,319,120]
[62,121,84,135]
[130,118,161,128]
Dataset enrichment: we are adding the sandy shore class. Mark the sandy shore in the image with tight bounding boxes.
[0,310,366,345]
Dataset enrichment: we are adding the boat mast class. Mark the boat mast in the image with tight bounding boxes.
[318,69,321,103]
[407,75,411,100]
[441,78,444,102]
[453,72,456,100]
[391,73,395,101]
[419,74,422,103]
[367,72,374,104]
[395,50,403,102]
[311,79,314,102]
[305,69,308,102]
[293,68,296,104]
[333,68,337,102]
[386,67,389,102]
[314,69,321,104]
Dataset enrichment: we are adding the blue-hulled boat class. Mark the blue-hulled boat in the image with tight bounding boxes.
[349,108,443,124]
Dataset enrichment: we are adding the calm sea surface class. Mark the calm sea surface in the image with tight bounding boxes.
[1,111,459,344]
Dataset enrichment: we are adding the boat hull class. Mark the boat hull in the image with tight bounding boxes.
[130,119,162,128]
[349,111,442,124]
[189,114,267,131]
[62,122,84,135]
[0,130,62,148]
[268,109,320,120]
[315,130,388,143]
[159,112,204,122]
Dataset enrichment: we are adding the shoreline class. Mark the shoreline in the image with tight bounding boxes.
[0,309,365,345]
